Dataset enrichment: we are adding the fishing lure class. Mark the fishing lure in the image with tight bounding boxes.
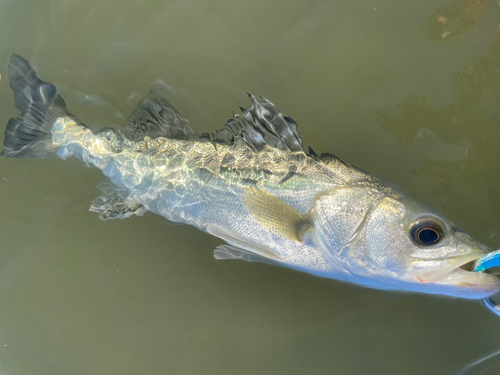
[475,251,500,316]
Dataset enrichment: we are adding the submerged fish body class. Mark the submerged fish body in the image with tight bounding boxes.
[3,54,500,300]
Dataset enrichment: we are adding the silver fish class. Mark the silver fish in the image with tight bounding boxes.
[3,53,500,300]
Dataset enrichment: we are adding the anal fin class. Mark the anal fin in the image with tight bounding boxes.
[90,182,147,221]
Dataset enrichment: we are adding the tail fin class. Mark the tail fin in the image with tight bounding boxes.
[1,54,74,158]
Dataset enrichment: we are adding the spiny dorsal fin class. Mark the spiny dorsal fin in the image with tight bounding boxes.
[124,84,198,142]
[210,94,303,152]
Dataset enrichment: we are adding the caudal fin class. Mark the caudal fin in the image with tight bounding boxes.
[1,54,74,158]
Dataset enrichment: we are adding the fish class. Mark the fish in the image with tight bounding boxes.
[2,53,500,300]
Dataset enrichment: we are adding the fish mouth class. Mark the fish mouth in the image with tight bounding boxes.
[434,254,500,290]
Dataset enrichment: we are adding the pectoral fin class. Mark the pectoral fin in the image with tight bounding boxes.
[242,187,312,242]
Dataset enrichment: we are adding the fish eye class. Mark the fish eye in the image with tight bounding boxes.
[410,218,445,246]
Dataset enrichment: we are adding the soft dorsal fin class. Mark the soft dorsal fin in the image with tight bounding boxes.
[207,94,303,152]
[124,84,198,142]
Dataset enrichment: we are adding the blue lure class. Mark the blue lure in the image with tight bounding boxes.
[474,250,500,316]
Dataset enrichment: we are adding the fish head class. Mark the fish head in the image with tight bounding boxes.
[312,184,500,299]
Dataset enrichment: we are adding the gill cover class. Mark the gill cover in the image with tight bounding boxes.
[312,187,398,281]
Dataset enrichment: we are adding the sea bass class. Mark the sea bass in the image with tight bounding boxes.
[3,54,500,300]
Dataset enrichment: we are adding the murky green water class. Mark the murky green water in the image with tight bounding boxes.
[2,0,500,374]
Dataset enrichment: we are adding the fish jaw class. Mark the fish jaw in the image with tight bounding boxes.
[412,253,500,299]
[436,267,500,290]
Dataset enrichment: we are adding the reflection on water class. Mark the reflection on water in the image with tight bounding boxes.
[380,1,500,244]
[2,0,500,374]
[448,332,500,374]
[429,0,496,40]
[456,348,500,375]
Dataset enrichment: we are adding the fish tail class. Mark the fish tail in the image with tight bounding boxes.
[1,53,82,158]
